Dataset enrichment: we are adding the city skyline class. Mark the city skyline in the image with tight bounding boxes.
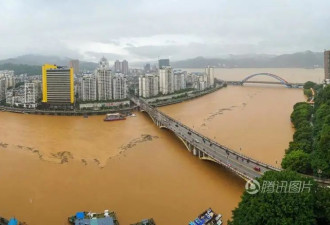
[0,0,330,62]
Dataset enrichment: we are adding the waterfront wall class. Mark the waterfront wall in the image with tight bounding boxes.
[0,85,225,116]
[79,100,130,109]
[0,105,136,116]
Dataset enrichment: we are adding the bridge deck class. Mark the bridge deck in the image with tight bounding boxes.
[130,96,330,185]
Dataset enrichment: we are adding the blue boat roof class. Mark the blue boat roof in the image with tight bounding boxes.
[75,217,114,225]
[76,212,84,219]
[8,218,18,225]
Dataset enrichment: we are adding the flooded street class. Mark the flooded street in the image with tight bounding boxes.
[0,68,322,224]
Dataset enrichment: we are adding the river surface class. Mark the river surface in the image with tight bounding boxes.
[0,68,322,225]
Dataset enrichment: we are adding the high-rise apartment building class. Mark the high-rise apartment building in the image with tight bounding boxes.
[81,74,97,101]
[205,66,215,87]
[324,50,330,84]
[159,66,174,95]
[174,72,186,91]
[144,63,151,73]
[0,70,15,90]
[112,74,127,100]
[113,60,129,75]
[114,60,122,73]
[24,83,36,104]
[69,59,80,75]
[122,60,129,75]
[158,59,170,69]
[96,57,112,101]
[42,64,74,107]
[0,78,5,101]
[139,74,159,98]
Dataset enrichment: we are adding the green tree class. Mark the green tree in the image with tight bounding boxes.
[281,150,312,173]
[303,81,317,90]
[228,171,329,225]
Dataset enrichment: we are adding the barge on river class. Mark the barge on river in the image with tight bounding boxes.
[189,208,222,225]
[68,210,119,225]
[104,113,126,122]
[130,218,156,225]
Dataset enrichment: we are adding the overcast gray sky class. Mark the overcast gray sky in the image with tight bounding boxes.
[1,0,330,62]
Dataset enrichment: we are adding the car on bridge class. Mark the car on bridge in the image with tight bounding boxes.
[254,167,261,172]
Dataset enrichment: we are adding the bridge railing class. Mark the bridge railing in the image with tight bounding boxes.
[136,97,330,184]
[138,99,282,172]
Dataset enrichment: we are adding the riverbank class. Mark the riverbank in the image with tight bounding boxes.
[281,82,330,179]
[0,85,225,116]
[0,105,136,116]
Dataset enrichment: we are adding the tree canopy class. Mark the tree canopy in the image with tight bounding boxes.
[228,171,330,225]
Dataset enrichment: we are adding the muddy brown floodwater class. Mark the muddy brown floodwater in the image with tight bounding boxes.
[0,68,320,225]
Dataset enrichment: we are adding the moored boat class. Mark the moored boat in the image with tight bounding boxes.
[189,208,222,225]
[130,218,156,225]
[0,217,24,225]
[68,210,119,225]
[104,113,126,122]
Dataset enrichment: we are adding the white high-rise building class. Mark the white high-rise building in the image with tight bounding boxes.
[139,74,159,98]
[24,83,36,104]
[198,74,208,91]
[122,60,129,75]
[0,78,5,101]
[205,66,215,87]
[81,74,97,101]
[96,57,112,101]
[324,50,330,84]
[112,74,127,100]
[174,73,186,91]
[114,60,122,73]
[5,75,15,89]
[159,67,174,95]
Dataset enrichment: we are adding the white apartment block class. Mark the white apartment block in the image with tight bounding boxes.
[24,83,36,104]
[81,74,97,101]
[5,90,14,106]
[0,78,5,101]
[198,74,208,91]
[112,74,127,100]
[205,66,215,87]
[159,67,174,95]
[174,73,186,91]
[96,57,112,101]
[139,74,159,98]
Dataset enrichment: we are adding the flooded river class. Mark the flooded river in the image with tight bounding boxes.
[0,68,323,224]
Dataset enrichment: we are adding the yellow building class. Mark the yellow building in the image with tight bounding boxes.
[42,64,74,105]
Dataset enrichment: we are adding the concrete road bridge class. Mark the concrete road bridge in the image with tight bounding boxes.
[130,96,330,186]
[130,96,281,181]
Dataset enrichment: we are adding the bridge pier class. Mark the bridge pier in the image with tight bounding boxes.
[193,147,197,156]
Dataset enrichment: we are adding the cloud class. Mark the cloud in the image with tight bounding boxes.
[0,0,329,62]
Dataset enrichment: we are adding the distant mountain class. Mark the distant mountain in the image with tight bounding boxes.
[172,51,324,68]
[0,51,324,75]
[0,63,41,75]
[0,54,98,73]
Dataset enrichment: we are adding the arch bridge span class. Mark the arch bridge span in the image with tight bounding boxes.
[242,73,290,86]
[226,73,305,88]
